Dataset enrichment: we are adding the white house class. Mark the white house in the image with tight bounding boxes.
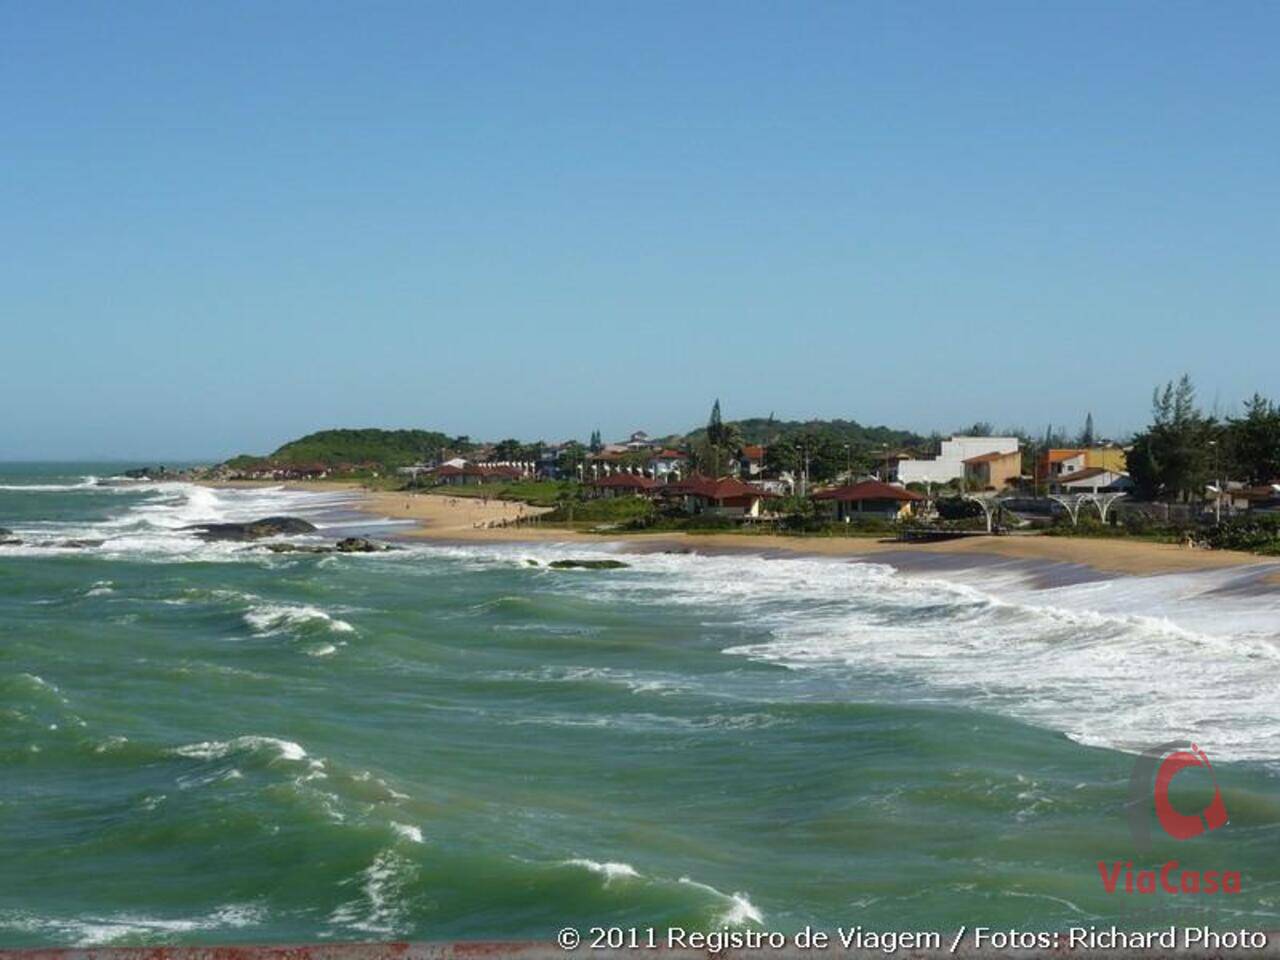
[895,436,1021,485]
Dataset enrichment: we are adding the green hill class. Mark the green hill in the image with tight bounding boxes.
[266,428,454,467]
[683,417,926,450]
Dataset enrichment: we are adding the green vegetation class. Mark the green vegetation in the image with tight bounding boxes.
[270,429,456,467]
[542,495,655,524]
[412,479,566,506]
[1127,378,1280,502]
[1201,514,1280,555]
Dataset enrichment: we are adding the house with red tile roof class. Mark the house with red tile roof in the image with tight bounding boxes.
[588,473,661,498]
[813,480,925,521]
[661,475,776,518]
[738,444,767,478]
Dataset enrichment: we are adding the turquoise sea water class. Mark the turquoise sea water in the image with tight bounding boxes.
[1,463,1278,946]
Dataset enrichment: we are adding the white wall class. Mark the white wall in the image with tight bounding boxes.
[896,436,1021,485]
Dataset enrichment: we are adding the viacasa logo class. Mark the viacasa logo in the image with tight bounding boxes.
[1099,740,1239,895]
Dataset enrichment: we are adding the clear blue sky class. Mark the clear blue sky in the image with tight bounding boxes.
[3,1,1277,460]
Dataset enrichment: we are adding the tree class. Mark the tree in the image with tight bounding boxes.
[695,399,740,477]
[1080,412,1095,447]
[1127,375,1216,502]
[492,438,523,461]
[558,441,586,476]
[588,430,602,453]
[1226,394,1280,485]
[706,399,726,447]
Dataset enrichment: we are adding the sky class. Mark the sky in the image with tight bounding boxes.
[2,1,1277,460]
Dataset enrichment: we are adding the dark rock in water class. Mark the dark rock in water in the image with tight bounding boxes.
[186,516,319,541]
[548,559,629,570]
[0,527,11,538]
[335,537,394,553]
[0,537,22,547]
[60,539,104,549]
[525,559,540,566]
[264,543,333,554]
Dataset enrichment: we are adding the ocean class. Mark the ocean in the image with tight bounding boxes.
[1,462,1278,946]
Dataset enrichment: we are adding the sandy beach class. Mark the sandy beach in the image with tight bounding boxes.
[200,480,1278,580]
[264,484,1273,580]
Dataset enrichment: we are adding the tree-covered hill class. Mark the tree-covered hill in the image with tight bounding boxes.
[243,428,456,468]
[683,416,926,450]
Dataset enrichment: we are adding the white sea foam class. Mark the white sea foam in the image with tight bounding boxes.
[677,877,765,925]
[440,542,1280,764]
[0,480,361,561]
[0,476,100,491]
[170,735,311,764]
[244,602,355,636]
[390,822,424,843]
[0,903,265,945]
[327,850,417,934]
[564,858,641,884]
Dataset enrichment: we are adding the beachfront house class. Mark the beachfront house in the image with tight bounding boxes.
[738,445,767,478]
[962,450,1023,491]
[1050,467,1133,495]
[895,436,1021,486]
[813,480,925,522]
[1038,446,1128,484]
[432,463,521,486]
[588,473,660,498]
[646,449,687,480]
[662,476,774,519]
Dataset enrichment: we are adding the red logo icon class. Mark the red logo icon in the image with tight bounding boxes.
[1152,744,1228,841]
[1126,740,1229,851]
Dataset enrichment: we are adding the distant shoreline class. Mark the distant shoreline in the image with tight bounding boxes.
[202,479,1280,582]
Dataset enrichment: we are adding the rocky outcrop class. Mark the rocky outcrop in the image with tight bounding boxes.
[0,527,21,546]
[186,517,319,541]
[262,536,397,555]
[335,537,394,553]
[547,559,629,570]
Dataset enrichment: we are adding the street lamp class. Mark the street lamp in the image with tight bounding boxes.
[1208,439,1222,526]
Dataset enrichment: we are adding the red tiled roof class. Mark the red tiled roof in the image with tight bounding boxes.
[740,445,766,460]
[650,449,686,460]
[1045,449,1086,463]
[1056,467,1112,484]
[590,473,659,489]
[963,451,1016,465]
[813,480,924,502]
[666,476,775,500]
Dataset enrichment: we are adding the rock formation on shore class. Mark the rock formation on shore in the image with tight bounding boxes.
[186,517,319,541]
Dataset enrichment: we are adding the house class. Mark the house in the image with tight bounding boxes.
[738,445,767,477]
[432,463,521,486]
[662,476,775,518]
[877,451,915,482]
[1222,484,1280,514]
[588,473,660,498]
[963,450,1023,491]
[646,449,687,480]
[1038,446,1127,483]
[813,480,925,522]
[1051,467,1133,494]
[896,436,1021,485]
[624,431,659,451]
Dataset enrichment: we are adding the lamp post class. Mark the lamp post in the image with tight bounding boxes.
[1209,439,1222,526]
